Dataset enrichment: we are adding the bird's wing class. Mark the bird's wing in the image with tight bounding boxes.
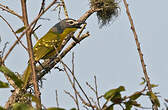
[33,30,59,61]
[34,45,53,61]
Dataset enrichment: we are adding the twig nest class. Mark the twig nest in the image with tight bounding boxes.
[90,0,120,27]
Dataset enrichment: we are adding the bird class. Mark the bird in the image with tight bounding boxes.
[22,18,85,88]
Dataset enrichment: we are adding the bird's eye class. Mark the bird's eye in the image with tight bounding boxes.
[69,21,74,24]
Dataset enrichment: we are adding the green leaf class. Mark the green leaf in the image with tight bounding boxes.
[147,92,160,107]
[33,32,39,41]
[104,86,125,104]
[151,84,159,88]
[47,107,65,110]
[0,65,23,88]
[129,92,142,100]
[24,94,40,105]
[140,77,146,85]
[104,86,125,100]
[125,100,141,110]
[12,103,34,110]
[0,106,6,110]
[15,26,26,34]
[0,80,9,88]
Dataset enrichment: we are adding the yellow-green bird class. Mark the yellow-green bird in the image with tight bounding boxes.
[23,18,85,88]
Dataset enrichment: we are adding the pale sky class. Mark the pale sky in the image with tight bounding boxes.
[0,0,168,109]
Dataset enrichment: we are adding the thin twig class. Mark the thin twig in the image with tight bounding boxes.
[60,61,94,110]
[86,82,96,93]
[0,3,22,20]
[90,97,97,108]
[76,24,87,38]
[2,42,9,58]
[102,94,115,110]
[64,90,76,104]
[94,76,101,109]
[58,4,62,20]
[60,0,69,18]
[83,106,89,110]
[39,0,46,14]
[0,15,27,51]
[30,0,45,39]
[123,0,158,109]
[32,25,42,41]
[52,43,94,109]
[55,51,92,109]
[79,8,102,23]
[62,61,88,108]
[72,24,87,43]
[55,90,59,107]
[72,53,80,110]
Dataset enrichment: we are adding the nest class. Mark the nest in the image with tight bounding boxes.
[90,0,120,28]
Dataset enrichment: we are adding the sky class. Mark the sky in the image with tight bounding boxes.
[0,0,168,109]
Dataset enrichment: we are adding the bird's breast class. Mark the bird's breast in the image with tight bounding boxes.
[59,28,77,38]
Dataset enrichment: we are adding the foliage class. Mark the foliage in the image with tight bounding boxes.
[0,80,9,88]
[0,65,23,88]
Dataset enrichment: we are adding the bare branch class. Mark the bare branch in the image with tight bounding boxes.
[0,15,27,51]
[1,42,9,58]
[78,8,102,23]
[55,90,59,107]
[0,3,22,20]
[86,82,96,93]
[123,0,158,109]
[60,0,69,18]
[94,76,101,109]
[51,43,94,109]
[21,0,41,109]
[64,90,76,104]
[60,60,94,110]
[72,53,80,110]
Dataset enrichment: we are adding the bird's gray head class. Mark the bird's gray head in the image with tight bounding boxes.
[51,18,86,34]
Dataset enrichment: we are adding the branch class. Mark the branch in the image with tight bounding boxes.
[123,0,158,109]
[0,3,22,20]
[21,0,41,109]
[78,8,102,22]
[0,15,27,51]
[55,90,59,107]
[60,0,69,18]
[71,53,80,110]
[61,60,94,110]
[94,76,101,109]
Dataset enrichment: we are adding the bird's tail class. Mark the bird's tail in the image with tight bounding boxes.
[22,64,32,88]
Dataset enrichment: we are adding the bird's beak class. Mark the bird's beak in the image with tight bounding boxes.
[75,20,86,28]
